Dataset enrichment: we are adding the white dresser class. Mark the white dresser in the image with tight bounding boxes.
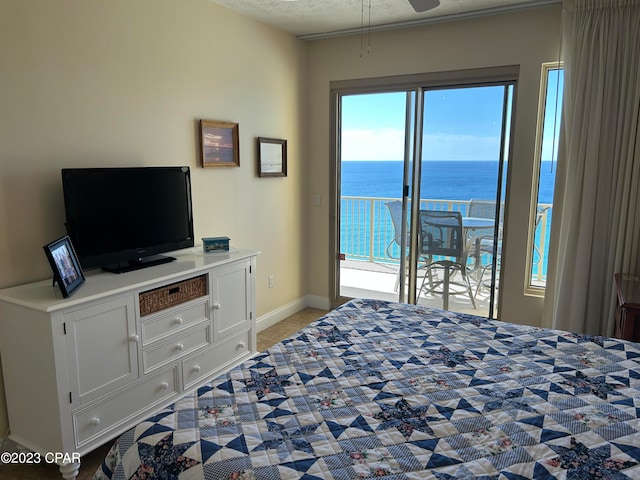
[0,248,258,479]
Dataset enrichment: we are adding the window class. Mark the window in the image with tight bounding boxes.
[526,62,563,294]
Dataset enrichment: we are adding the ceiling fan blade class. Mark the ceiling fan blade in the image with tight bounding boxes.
[408,0,440,13]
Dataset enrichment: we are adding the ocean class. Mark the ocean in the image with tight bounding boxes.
[341,160,555,203]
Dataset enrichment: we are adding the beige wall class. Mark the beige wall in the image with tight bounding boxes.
[305,6,562,325]
[0,0,306,438]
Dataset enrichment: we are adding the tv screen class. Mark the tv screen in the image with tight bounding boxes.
[62,166,194,273]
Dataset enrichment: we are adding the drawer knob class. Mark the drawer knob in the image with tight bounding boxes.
[129,334,139,343]
[90,417,101,427]
[213,303,221,310]
[175,317,183,325]
[193,365,201,373]
[238,341,246,349]
[160,381,169,390]
[176,343,184,351]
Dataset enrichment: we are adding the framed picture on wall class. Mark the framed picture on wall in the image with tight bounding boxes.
[257,137,287,177]
[43,235,85,298]
[200,119,240,167]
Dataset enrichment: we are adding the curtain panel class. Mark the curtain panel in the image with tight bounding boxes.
[544,0,640,336]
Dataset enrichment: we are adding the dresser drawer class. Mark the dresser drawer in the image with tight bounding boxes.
[183,330,251,389]
[143,325,211,373]
[141,300,209,345]
[73,367,178,448]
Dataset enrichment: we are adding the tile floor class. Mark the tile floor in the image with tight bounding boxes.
[0,307,328,480]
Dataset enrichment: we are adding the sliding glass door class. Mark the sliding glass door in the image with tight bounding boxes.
[335,71,514,319]
[414,85,511,317]
[338,91,414,302]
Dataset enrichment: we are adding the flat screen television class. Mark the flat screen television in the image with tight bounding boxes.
[62,166,194,273]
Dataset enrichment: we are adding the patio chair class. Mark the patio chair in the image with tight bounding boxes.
[385,200,407,259]
[468,199,501,251]
[417,210,476,310]
[385,200,409,292]
[468,199,502,296]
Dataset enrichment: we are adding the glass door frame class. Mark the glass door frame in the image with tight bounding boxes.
[330,66,519,312]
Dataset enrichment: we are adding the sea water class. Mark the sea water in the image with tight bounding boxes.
[341,160,555,203]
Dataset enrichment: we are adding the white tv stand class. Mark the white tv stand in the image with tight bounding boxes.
[0,248,258,480]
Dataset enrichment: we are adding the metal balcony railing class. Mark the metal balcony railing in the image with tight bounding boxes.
[340,196,552,284]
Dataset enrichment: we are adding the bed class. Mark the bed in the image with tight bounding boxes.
[93,298,640,479]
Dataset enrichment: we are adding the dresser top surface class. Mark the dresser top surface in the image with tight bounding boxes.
[0,248,259,313]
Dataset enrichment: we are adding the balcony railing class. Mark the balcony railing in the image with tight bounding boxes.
[340,196,552,284]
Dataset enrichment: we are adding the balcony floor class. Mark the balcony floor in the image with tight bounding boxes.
[340,259,494,318]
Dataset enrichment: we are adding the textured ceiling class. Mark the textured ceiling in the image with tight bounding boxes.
[208,0,560,39]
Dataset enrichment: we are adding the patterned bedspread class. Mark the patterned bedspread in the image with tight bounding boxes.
[93,299,640,479]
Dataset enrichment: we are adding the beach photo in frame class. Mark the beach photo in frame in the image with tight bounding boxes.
[257,137,287,177]
[200,119,240,167]
[43,235,85,298]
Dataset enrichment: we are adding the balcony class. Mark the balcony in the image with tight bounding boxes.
[339,196,551,317]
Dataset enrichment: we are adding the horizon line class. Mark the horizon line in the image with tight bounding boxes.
[342,159,557,162]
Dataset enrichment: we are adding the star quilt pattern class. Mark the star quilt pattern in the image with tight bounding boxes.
[93,299,640,479]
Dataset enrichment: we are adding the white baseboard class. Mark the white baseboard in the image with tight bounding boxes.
[256,295,331,333]
[305,295,332,311]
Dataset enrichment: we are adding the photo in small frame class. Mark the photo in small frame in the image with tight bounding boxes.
[257,137,287,177]
[200,119,240,167]
[43,235,85,298]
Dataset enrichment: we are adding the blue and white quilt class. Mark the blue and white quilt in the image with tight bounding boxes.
[94,299,640,479]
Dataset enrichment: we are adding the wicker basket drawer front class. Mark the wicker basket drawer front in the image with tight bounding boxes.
[139,274,208,316]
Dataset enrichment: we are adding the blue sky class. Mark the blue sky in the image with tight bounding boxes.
[341,72,563,162]
[540,68,563,163]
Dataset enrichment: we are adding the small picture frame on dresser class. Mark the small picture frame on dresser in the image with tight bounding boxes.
[43,235,85,298]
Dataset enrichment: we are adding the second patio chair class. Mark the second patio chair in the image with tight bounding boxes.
[385,200,409,292]
[468,199,502,297]
[417,209,476,310]
[385,200,406,260]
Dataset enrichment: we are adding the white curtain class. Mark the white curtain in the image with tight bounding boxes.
[543,0,640,336]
